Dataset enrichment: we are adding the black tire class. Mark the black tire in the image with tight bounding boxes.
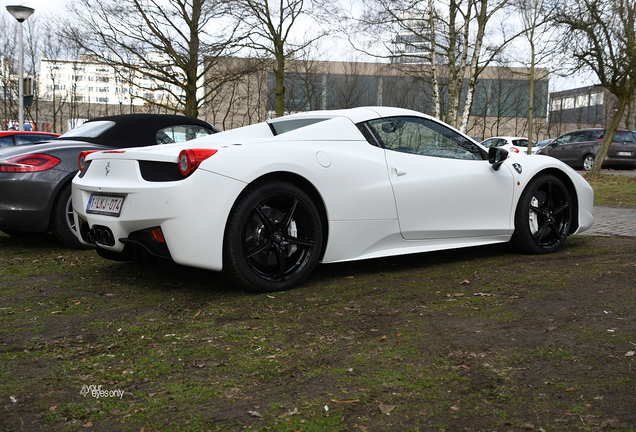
[223,181,323,292]
[582,154,594,171]
[511,174,572,254]
[52,184,89,249]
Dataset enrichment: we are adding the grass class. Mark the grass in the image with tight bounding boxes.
[585,172,636,208]
[1,179,636,430]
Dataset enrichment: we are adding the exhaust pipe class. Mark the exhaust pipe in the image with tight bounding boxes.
[88,226,116,246]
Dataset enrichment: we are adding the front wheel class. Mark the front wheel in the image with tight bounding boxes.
[511,175,572,254]
[582,154,595,171]
[223,181,323,292]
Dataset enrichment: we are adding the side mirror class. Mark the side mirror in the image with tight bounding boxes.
[488,147,508,171]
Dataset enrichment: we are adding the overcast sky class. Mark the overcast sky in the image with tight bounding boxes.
[1,0,595,91]
[2,0,52,15]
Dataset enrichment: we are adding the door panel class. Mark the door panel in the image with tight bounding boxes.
[385,151,515,240]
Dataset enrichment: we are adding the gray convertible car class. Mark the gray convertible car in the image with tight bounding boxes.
[536,128,636,171]
[0,114,219,247]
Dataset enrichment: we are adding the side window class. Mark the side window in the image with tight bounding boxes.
[156,125,213,144]
[554,134,573,145]
[366,116,484,160]
[481,138,497,148]
[0,136,15,147]
[588,130,604,141]
[570,132,590,142]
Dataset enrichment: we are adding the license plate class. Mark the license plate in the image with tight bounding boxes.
[86,194,124,216]
[617,151,633,156]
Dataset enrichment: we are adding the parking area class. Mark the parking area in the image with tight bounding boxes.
[585,206,636,237]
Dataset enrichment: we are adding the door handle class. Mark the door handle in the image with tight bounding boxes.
[391,167,407,177]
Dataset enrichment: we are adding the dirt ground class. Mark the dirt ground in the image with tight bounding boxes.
[1,233,635,431]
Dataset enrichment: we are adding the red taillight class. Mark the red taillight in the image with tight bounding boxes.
[510,147,520,153]
[151,228,165,242]
[78,151,98,172]
[178,149,218,177]
[0,153,61,172]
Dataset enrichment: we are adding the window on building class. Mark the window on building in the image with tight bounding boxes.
[576,94,588,108]
[589,92,603,105]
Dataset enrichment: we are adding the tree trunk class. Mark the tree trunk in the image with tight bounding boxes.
[274,47,286,117]
[428,0,441,119]
[526,38,536,154]
[589,94,628,175]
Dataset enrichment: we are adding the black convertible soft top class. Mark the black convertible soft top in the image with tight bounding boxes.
[62,114,221,148]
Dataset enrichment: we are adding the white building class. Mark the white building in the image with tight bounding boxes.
[38,54,185,107]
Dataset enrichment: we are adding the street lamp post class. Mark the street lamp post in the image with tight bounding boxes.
[6,5,34,132]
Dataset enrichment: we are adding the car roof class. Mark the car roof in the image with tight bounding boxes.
[61,114,219,148]
[267,106,433,126]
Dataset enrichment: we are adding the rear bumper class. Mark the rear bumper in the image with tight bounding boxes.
[73,164,246,272]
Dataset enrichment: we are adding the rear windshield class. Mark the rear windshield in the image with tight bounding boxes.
[269,118,329,136]
[511,139,529,147]
[60,121,115,139]
[613,131,635,142]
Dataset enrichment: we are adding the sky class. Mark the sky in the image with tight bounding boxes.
[1,0,595,92]
[1,0,63,19]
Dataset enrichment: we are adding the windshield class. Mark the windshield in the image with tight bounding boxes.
[60,121,116,139]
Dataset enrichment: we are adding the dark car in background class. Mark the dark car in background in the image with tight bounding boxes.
[536,128,636,171]
[0,130,60,147]
[0,114,220,248]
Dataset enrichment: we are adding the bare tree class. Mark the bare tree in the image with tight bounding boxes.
[555,0,636,175]
[57,0,245,118]
[351,0,517,132]
[511,0,558,152]
[232,0,334,117]
[626,92,636,131]
[327,60,371,109]
[286,47,327,112]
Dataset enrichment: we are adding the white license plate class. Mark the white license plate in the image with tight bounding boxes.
[86,195,124,216]
[617,151,633,156]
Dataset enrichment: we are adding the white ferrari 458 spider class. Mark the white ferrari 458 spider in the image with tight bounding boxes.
[72,107,594,292]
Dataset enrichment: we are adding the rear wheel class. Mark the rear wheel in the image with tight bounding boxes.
[582,154,594,171]
[511,175,572,254]
[223,181,323,292]
[52,184,88,249]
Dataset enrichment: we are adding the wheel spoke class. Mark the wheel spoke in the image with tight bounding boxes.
[245,240,272,260]
[287,235,313,248]
[535,220,549,242]
[253,205,276,232]
[274,248,286,280]
[552,202,570,215]
[280,198,299,231]
[546,181,554,206]
[530,204,548,217]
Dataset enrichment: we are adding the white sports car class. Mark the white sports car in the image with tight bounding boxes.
[72,107,594,292]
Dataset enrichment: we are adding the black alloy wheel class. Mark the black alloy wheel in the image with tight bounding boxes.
[224,181,323,292]
[512,174,572,254]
